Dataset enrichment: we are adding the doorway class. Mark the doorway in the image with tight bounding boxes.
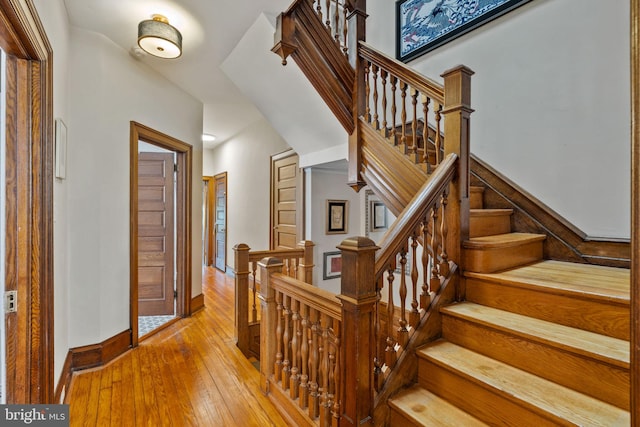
[270,150,303,250]
[213,172,227,272]
[130,122,193,346]
[202,176,214,266]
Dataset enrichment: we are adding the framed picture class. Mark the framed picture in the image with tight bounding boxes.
[396,0,533,62]
[323,251,342,280]
[55,118,67,179]
[326,199,348,234]
[370,200,387,231]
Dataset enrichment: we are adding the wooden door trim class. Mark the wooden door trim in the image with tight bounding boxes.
[270,149,304,250]
[631,1,639,423]
[202,176,214,266]
[130,122,192,346]
[214,171,227,272]
[1,0,54,403]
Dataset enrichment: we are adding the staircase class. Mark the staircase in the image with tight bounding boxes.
[388,187,631,425]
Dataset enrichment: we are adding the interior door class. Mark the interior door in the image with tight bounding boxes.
[202,177,214,266]
[214,172,227,272]
[138,152,175,316]
[271,151,303,250]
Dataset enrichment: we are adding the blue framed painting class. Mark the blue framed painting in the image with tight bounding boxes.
[396,0,533,62]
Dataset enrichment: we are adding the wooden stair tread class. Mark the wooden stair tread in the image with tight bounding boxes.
[463,232,546,249]
[442,302,629,367]
[418,341,630,425]
[389,385,489,426]
[470,208,513,217]
[464,260,629,305]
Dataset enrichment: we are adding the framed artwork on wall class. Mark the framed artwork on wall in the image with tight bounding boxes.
[323,251,342,280]
[370,200,388,232]
[396,0,533,62]
[326,199,348,234]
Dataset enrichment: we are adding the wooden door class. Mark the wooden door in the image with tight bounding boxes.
[138,152,175,316]
[202,177,214,266]
[214,172,227,272]
[271,151,303,250]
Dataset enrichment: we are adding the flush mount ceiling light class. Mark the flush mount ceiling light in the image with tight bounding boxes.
[202,134,217,142]
[138,14,182,59]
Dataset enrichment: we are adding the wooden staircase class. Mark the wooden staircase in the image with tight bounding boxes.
[388,187,631,426]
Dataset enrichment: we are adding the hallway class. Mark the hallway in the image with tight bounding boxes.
[66,267,288,426]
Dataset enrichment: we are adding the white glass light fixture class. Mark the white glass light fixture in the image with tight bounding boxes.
[137,14,182,59]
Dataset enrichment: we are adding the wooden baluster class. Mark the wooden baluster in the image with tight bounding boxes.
[290,299,300,399]
[397,247,409,348]
[282,258,290,277]
[434,103,443,165]
[319,313,330,427]
[333,0,340,44]
[342,4,348,55]
[380,69,388,138]
[430,202,441,294]
[282,295,291,390]
[400,81,408,152]
[251,262,258,322]
[385,264,397,369]
[420,219,430,309]
[325,0,331,28]
[331,318,341,427]
[324,317,336,427]
[411,87,418,155]
[299,304,310,409]
[410,231,420,328]
[373,275,383,391]
[364,62,371,123]
[440,188,450,277]
[309,308,320,419]
[391,75,398,145]
[316,0,323,23]
[422,95,431,171]
[372,65,379,130]
[274,290,283,382]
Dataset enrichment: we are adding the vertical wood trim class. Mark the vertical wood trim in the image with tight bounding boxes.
[130,122,193,346]
[630,0,639,423]
[0,0,54,403]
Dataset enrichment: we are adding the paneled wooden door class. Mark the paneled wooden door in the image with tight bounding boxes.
[271,151,303,250]
[137,152,175,316]
[214,172,227,272]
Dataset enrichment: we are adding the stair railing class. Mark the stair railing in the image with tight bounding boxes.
[233,241,314,359]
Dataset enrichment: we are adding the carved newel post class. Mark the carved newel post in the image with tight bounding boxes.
[258,257,285,394]
[337,236,379,426]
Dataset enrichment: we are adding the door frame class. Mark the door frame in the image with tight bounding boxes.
[202,176,214,266]
[1,0,54,403]
[270,149,304,250]
[213,171,227,272]
[130,122,192,346]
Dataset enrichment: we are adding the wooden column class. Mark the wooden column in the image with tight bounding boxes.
[347,0,368,191]
[258,257,284,394]
[337,236,378,427]
[298,240,315,284]
[441,65,473,300]
[233,243,250,356]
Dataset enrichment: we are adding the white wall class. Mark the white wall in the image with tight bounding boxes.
[203,118,290,260]
[367,0,630,239]
[66,27,203,347]
[305,164,362,294]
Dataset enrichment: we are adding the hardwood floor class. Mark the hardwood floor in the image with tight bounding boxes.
[66,267,288,426]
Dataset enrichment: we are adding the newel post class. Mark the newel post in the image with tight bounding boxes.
[297,240,315,285]
[337,236,379,427]
[441,65,474,299]
[233,243,250,356]
[258,257,284,394]
[347,0,368,191]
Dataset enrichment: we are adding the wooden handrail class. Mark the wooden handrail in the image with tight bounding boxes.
[374,153,457,273]
[271,273,342,319]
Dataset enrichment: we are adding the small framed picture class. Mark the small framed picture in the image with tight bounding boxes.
[370,200,387,231]
[323,251,342,280]
[326,199,348,234]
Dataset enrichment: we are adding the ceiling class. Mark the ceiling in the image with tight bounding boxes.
[62,0,295,149]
